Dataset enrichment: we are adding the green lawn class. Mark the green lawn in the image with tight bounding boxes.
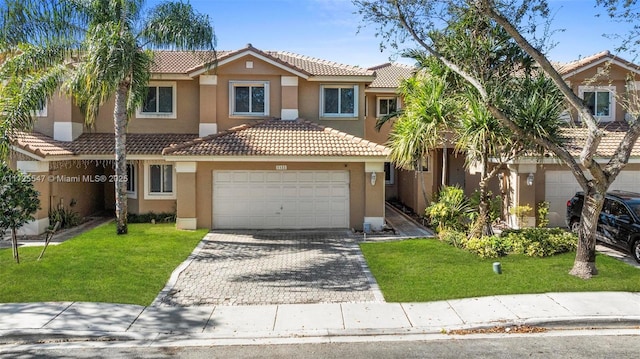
[360,238,640,302]
[0,223,207,305]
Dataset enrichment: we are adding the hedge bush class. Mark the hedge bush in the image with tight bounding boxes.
[127,212,176,224]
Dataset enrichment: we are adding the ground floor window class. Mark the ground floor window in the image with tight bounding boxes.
[144,162,176,199]
[126,163,137,199]
[384,162,395,185]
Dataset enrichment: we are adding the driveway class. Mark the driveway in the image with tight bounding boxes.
[154,230,383,306]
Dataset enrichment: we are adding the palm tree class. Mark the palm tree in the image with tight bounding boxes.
[0,0,215,234]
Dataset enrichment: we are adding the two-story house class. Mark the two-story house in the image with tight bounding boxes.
[10,45,390,235]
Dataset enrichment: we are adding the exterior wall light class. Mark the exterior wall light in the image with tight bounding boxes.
[370,172,377,186]
[526,173,534,186]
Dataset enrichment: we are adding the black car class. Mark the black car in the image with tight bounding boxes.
[567,190,640,263]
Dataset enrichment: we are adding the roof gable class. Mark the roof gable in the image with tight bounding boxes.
[557,50,640,79]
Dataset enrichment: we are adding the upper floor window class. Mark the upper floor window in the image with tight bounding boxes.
[321,85,358,118]
[138,82,176,119]
[230,81,269,116]
[578,85,615,121]
[377,97,397,117]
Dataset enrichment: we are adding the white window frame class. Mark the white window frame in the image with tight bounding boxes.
[384,162,395,185]
[229,80,270,117]
[320,84,358,118]
[126,163,137,199]
[136,81,177,119]
[144,161,176,200]
[578,85,616,122]
[376,96,398,118]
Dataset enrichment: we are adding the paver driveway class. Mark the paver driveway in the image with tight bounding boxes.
[155,230,382,306]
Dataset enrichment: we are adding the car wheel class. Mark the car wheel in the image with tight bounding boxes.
[632,239,640,264]
[570,220,580,234]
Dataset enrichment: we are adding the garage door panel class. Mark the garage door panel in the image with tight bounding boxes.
[213,170,349,229]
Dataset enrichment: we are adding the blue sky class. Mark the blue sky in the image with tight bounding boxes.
[151,0,635,67]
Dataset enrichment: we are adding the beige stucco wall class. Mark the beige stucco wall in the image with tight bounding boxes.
[364,92,395,146]
[187,161,373,230]
[49,164,104,218]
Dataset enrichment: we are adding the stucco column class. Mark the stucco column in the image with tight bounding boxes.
[175,162,197,230]
[281,76,299,120]
[53,93,82,141]
[16,161,50,235]
[508,164,537,228]
[199,75,218,137]
[364,162,385,231]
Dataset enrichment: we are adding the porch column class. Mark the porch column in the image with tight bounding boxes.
[175,162,197,230]
[16,161,50,235]
[281,76,299,120]
[507,164,537,228]
[199,75,218,137]
[364,162,385,231]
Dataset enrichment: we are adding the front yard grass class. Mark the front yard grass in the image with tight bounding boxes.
[360,238,640,302]
[0,223,207,305]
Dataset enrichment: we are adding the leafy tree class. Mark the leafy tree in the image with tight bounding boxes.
[354,0,640,279]
[0,0,216,234]
[0,162,40,263]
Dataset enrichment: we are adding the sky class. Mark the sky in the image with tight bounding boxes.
[146,0,636,68]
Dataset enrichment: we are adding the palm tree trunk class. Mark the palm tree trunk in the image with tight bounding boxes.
[114,83,128,235]
[471,151,493,238]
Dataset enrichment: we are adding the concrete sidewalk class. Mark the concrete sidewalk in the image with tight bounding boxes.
[1,292,639,345]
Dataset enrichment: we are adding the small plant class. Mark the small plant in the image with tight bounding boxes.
[425,186,471,232]
[468,190,502,224]
[537,201,550,228]
[49,203,81,229]
[509,204,532,228]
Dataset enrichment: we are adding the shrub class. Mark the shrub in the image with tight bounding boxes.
[438,230,467,248]
[127,212,176,224]
[49,205,81,229]
[468,190,502,224]
[464,235,512,259]
[502,228,577,257]
[426,186,471,232]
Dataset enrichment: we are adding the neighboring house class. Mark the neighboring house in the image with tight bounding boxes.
[503,51,640,228]
[10,44,389,234]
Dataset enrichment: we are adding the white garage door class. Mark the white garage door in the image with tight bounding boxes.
[545,170,640,228]
[213,170,349,229]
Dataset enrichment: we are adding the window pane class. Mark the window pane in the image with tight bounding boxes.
[384,162,391,182]
[158,87,173,113]
[235,86,250,113]
[251,86,265,113]
[143,87,157,113]
[126,164,135,192]
[389,98,397,113]
[596,91,610,116]
[380,99,388,115]
[324,88,339,114]
[150,165,161,192]
[163,165,173,193]
[340,88,355,114]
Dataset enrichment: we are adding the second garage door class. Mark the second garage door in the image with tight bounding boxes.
[213,170,350,229]
[545,170,640,228]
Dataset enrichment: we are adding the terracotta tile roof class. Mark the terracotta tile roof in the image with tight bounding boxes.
[555,50,640,76]
[558,122,640,157]
[162,119,390,157]
[368,63,415,88]
[150,45,373,77]
[12,132,198,158]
